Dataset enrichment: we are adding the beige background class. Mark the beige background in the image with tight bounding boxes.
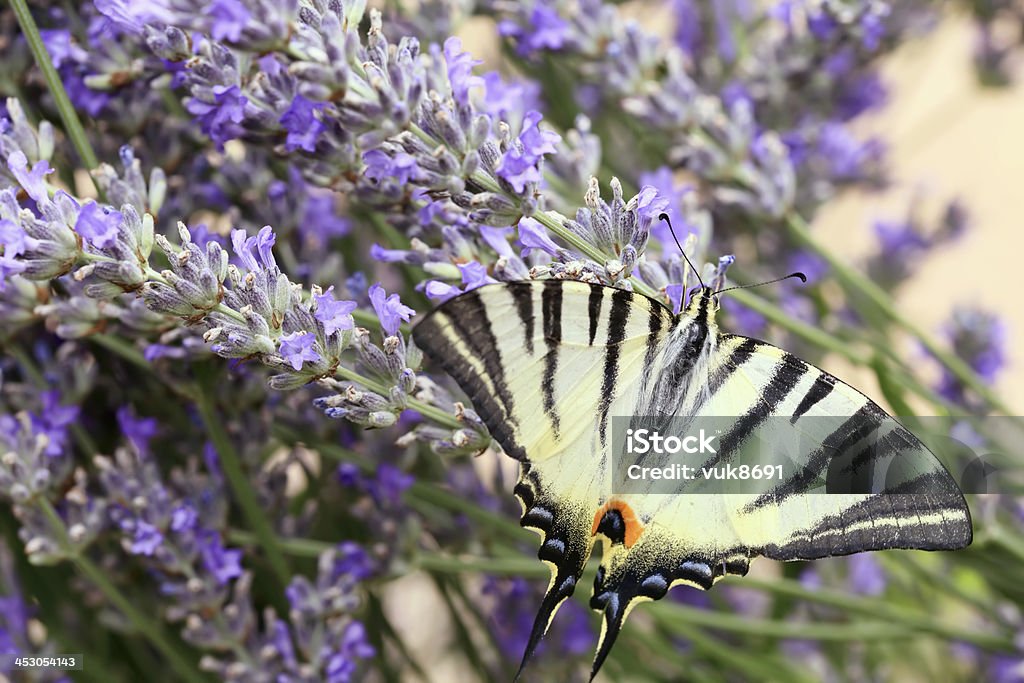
[815,12,1023,413]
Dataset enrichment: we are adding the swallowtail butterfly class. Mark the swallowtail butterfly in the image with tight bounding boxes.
[412,276,971,681]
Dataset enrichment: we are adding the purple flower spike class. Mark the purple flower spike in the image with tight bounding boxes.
[74,201,123,249]
[517,217,560,258]
[314,286,357,336]
[368,284,415,336]
[279,331,322,371]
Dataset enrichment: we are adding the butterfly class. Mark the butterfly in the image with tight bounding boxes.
[411,276,971,681]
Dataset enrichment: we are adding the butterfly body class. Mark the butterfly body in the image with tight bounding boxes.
[413,280,971,681]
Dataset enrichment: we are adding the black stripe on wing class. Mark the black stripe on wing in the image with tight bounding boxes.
[760,491,971,561]
[790,372,836,423]
[541,281,563,438]
[704,354,808,469]
[412,298,529,461]
[587,284,603,345]
[508,281,535,355]
[744,403,883,511]
[443,290,520,421]
[597,289,634,447]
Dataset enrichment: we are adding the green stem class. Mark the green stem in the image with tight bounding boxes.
[727,287,864,363]
[36,500,204,682]
[90,333,152,373]
[740,575,1013,650]
[228,528,328,558]
[333,366,461,429]
[786,214,1017,417]
[651,601,913,641]
[10,0,100,175]
[194,371,291,588]
[657,618,810,682]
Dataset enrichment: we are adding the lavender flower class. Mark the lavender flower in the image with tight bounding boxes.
[934,306,1007,411]
[368,284,415,337]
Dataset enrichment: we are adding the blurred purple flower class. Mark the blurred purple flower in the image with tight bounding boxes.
[480,73,541,125]
[788,250,828,284]
[499,3,570,56]
[443,38,483,104]
[301,195,350,244]
[331,542,376,582]
[185,85,248,149]
[209,0,250,42]
[199,533,243,585]
[170,504,198,532]
[936,307,1007,407]
[325,622,375,683]
[129,521,164,556]
[280,95,326,153]
[847,554,886,596]
[116,406,159,455]
[366,464,414,509]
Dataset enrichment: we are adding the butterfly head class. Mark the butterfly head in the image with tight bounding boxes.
[681,285,719,324]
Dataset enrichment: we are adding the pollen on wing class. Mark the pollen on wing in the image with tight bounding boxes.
[591,499,645,548]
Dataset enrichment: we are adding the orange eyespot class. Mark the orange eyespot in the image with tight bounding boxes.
[591,499,645,548]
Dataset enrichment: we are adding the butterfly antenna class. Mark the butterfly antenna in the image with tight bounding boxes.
[658,213,704,289]
[714,271,807,295]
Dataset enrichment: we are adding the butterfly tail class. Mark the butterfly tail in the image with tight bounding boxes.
[513,571,580,682]
[514,471,593,681]
[589,591,628,682]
